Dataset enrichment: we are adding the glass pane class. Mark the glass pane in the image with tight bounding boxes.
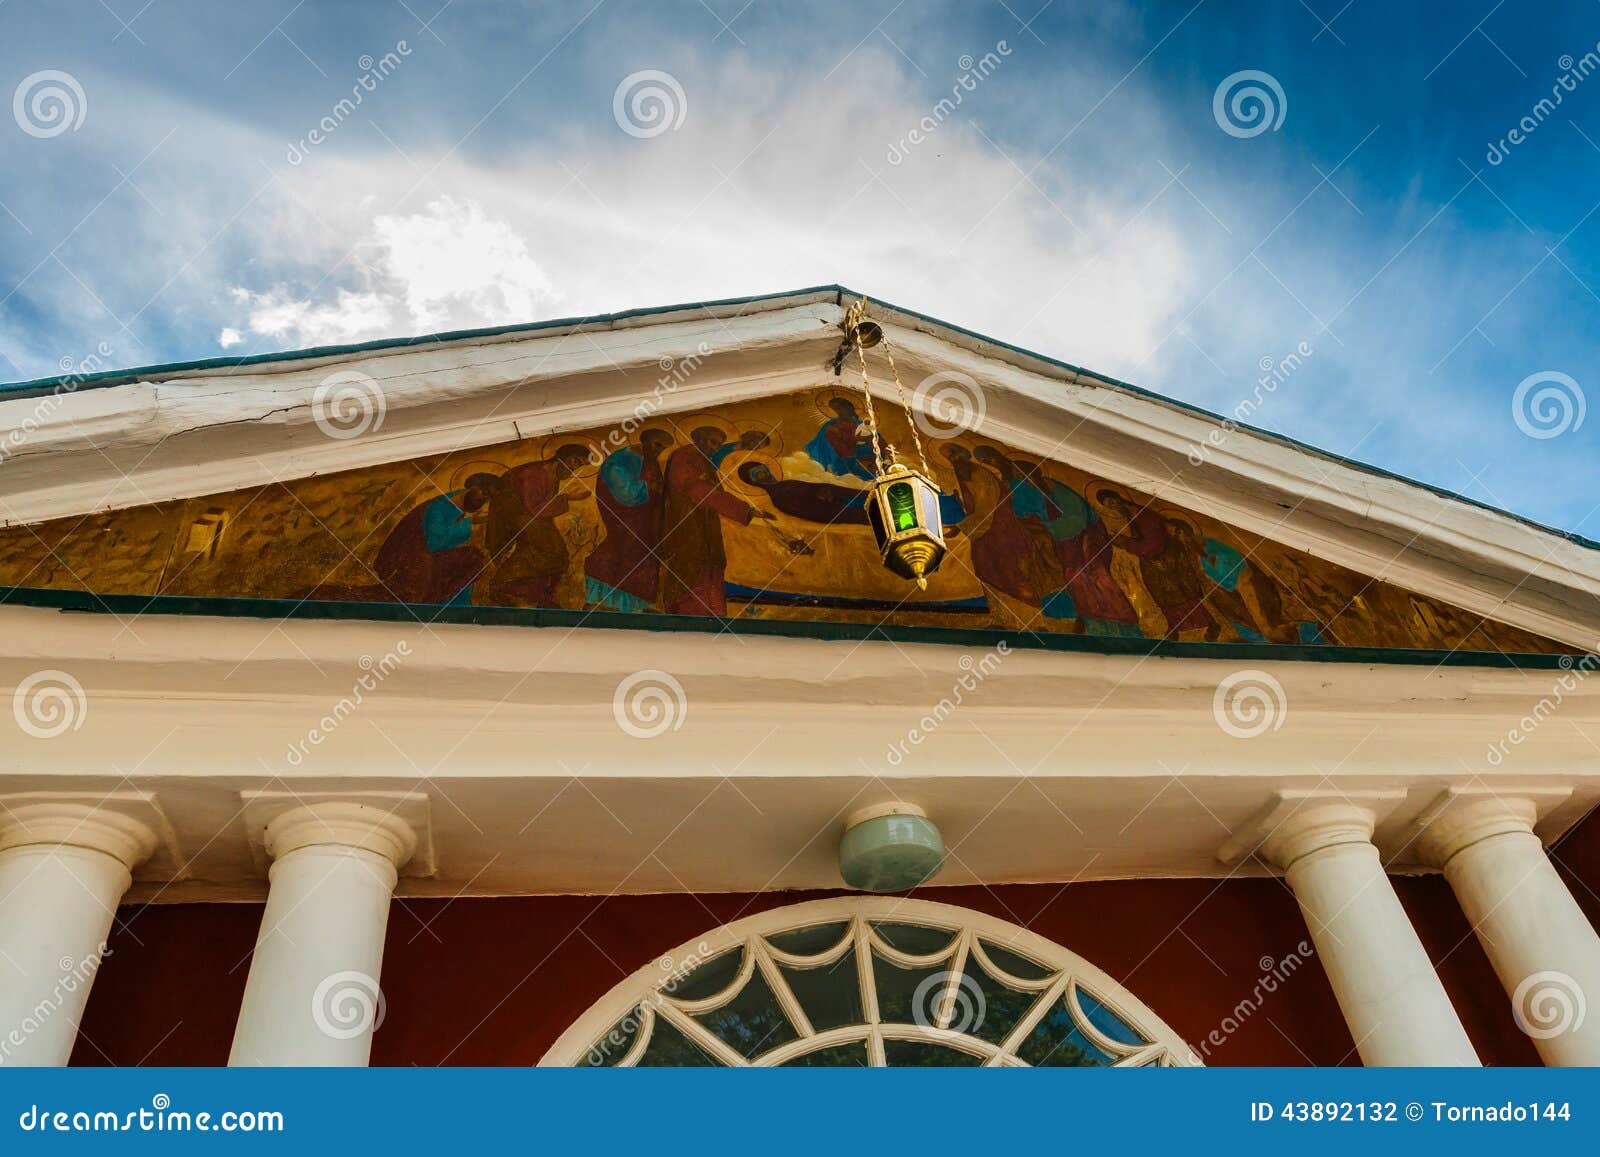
[978,940,1055,982]
[667,946,744,1002]
[1016,997,1115,1067]
[883,1040,984,1067]
[580,1006,644,1066]
[691,966,799,1060]
[779,1041,871,1067]
[779,952,862,1032]
[765,922,850,957]
[1074,988,1148,1047]
[959,960,1045,1046]
[634,1016,723,1067]
[871,922,957,957]
[872,953,948,1026]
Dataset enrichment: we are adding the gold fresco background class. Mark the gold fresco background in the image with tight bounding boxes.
[0,388,1569,653]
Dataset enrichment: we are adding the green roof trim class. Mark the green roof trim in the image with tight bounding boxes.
[0,584,1576,671]
[2,283,1594,552]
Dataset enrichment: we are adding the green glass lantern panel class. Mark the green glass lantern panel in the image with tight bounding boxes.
[886,481,918,532]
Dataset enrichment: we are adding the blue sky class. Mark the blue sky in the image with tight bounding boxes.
[1,0,1596,536]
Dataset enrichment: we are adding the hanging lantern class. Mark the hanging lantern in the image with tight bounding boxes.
[865,462,946,589]
[839,299,949,589]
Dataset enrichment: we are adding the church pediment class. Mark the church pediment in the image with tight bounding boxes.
[0,287,1593,655]
[0,385,1575,655]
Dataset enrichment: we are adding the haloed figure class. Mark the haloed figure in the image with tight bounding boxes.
[482,444,591,607]
[585,428,674,613]
[658,425,776,616]
[303,475,495,606]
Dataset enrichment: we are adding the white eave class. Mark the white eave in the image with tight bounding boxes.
[0,285,1596,649]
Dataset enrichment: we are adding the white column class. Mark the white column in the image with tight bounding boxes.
[1260,800,1480,1066]
[0,804,157,1066]
[1417,792,1600,1065]
[229,802,417,1067]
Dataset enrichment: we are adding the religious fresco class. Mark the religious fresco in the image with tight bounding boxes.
[0,387,1570,653]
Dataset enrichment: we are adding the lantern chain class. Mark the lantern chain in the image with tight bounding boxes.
[844,297,932,478]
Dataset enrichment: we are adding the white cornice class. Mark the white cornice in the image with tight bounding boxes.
[0,603,1595,899]
[0,299,1595,647]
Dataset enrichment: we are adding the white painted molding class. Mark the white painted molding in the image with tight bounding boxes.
[0,295,1594,647]
[240,791,432,876]
[0,790,176,873]
[1399,785,1577,868]
[1217,789,1406,867]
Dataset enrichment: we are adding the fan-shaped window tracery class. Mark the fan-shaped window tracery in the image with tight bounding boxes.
[542,898,1200,1068]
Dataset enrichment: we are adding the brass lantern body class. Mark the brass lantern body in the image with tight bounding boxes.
[865,463,947,589]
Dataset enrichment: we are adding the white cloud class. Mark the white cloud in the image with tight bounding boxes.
[227,196,560,346]
[211,52,1189,369]
[217,327,242,348]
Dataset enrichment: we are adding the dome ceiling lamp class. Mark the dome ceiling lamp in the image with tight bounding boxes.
[837,298,949,590]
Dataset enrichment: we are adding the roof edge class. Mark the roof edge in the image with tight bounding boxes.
[0,586,1577,670]
[3,282,1594,553]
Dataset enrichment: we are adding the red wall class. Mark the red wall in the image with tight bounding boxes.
[71,810,1599,1067]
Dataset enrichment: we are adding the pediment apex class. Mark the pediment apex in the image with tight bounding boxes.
[0,286,1595,649]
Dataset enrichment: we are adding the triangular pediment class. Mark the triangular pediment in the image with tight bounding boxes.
[0,287,1592,654]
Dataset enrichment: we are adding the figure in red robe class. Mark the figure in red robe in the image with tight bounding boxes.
[302,476,495,605]
[480,445,591,607]
[584,429,673,612]
[657,426,777,616]
[1098,490,1214,637]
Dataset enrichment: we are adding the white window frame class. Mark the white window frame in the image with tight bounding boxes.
[540,896,1202,1067]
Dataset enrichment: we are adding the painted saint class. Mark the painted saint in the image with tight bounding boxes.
[303,476,495,605]
[584,429,673,613]
[803,397,877,481]
[658,426,779,616]
[480,445,591,607]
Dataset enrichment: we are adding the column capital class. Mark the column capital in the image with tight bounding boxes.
[1407,786,1571,868]
[242,792,429,872]
[1218,789,1405,869]
[0,792,165,870]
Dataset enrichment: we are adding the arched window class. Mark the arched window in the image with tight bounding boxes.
[542,897,1200,1067]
